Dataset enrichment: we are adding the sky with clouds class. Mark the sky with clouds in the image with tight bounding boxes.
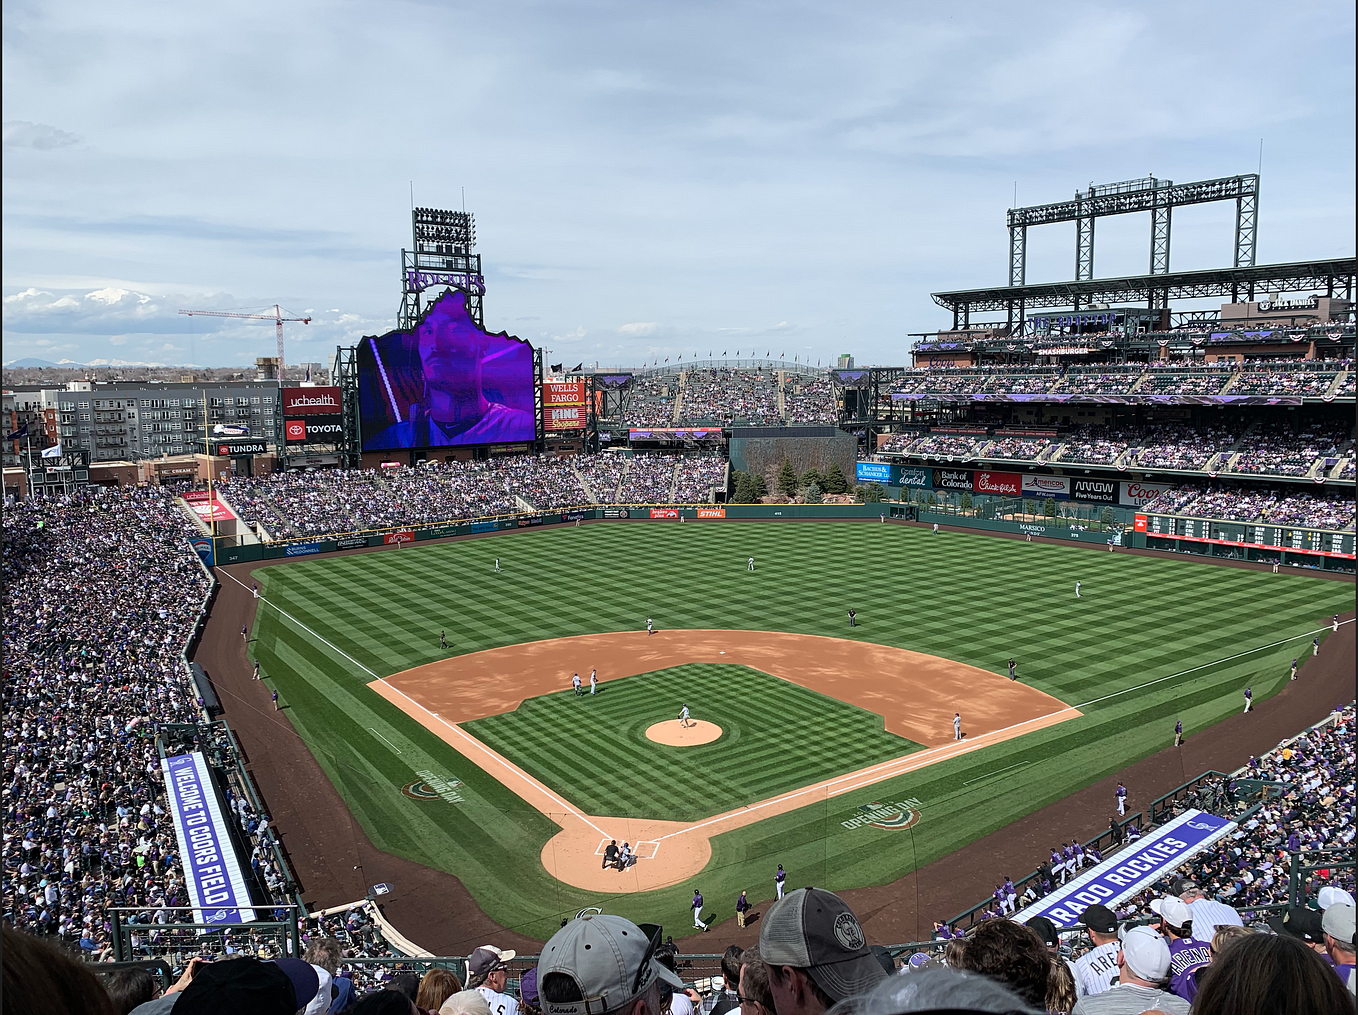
[3,0,1354,368]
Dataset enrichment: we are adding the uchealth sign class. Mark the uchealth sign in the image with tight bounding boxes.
[1013,809,1235,929]
[973,470,1021,496]
[1072,478,1118,503]
[935,468,972,491]
[282,387,342,415]
[1021,474,1070,498]
[1120,480,1174,507]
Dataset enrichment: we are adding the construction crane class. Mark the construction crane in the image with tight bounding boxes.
[177,304,312,379]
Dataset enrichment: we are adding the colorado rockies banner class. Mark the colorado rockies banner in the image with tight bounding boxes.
[1012,809,1235,929]
[161,752,256,925]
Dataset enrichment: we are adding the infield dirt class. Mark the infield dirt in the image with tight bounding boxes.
[371,629,1079,892]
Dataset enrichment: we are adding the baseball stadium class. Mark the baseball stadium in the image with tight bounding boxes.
[6,54,1358,1015]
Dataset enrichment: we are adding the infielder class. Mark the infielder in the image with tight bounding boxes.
[1243,687,1253,713]
[679,704,693,728]
[775,864,786,899]
[1115,782,1127,816]
[953,712,962,740]
[1008,658,1017,681]
[440,630,447,649]
[647,617,654,636]
[747,556,755,571]
[692,889,709,931]
[572,673,582,696]
[590,668,597,694]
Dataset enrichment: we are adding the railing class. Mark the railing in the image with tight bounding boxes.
[108,906,303,964]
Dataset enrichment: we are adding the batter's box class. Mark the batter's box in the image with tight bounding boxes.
[633,840,660,860]
[593,838,612,856]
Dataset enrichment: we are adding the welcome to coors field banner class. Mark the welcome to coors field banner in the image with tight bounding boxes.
[161,752,256,925]
[1012,809,1235,929]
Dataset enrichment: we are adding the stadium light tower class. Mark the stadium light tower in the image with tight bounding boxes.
[398,208,486,330]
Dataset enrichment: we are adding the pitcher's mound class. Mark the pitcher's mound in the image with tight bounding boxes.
[646,719,722,746]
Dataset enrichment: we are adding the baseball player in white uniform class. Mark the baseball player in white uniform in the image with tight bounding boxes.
[679,704,693,728]
[647,617,654,635]
[953,713,962,740]
[747,556,755,571]
[590,668,597,694]
[572,673,582,696]
[494,558,501,573]
[1074,581,1082,598]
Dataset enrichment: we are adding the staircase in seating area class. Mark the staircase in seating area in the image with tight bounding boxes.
[1325,370,1348,399]
[571,461,599,504]
[668,460,681,502]
[615,459,630,501]
[1035,441,1063,464]
[1217,367,1243,394]
[671,372,686,423]
[1128,370,1152,393]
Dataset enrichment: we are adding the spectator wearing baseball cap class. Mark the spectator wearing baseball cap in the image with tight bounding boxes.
[1070,925,1187,1015]
[1269,906,1328,965]
[1319,886,1356,912]
[469,946,520,1015]
[1025,916,1081,1001]
[1173,879,1241,940]
[538,914,684,1015]
[758,886,886,1015]
[1071,904,1120,997]
[1321,903,1356,993]
[1150,896,1210,1002]
[138,955,319,1015]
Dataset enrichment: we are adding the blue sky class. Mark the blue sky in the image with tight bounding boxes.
[3,1,1354,368]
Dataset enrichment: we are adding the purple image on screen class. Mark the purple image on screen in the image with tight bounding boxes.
[360,290,536,451]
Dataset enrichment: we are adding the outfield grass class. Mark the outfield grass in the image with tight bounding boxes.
[249,521,1351,940]
[464,663,920,821]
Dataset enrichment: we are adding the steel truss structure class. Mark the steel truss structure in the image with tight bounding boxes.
[935,257,1356,329]
[332,345,362,468]
[398,208,486,330]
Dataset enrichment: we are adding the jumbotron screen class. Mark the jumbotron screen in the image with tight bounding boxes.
[358,291,537,451]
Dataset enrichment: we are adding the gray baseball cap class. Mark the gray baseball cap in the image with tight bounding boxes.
[758,887,887,1002]
[538,915,684,1015]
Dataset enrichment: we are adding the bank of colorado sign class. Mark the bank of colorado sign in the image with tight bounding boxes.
[285,419,346,442]
[935,469,973,490]
[282,387,342,415]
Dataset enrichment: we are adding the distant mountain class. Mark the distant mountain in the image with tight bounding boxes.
[4,357,61,367]
[3,357,197,368]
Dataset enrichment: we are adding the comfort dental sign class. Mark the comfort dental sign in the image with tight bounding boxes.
[161,752,256,924]
[1013,809,1235,929]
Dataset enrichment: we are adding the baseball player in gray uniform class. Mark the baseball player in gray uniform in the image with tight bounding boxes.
[953,713,962,740]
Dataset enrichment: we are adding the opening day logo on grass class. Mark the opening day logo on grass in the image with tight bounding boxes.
[841,797,922,831]
[402,770,465,804]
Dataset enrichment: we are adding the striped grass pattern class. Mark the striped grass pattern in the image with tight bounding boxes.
[464,663,919,821]
[249,522,1350,939]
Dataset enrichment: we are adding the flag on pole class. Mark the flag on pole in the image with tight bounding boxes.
[41,442,63,459]
[5,425,28,441]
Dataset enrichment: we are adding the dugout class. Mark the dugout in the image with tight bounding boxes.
[728,426,858,490]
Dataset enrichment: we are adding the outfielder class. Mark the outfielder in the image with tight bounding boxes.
[679,704,693,727]
[747,556,755,571]
[494,557,501,573]
[1075,581,1082,598]
[932,522,939,535]
[953,712,962,740]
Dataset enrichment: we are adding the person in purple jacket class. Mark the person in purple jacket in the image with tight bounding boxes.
[1152,896,1211,1003]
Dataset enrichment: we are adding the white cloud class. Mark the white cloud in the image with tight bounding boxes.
[3,120,82,149]
[618,322,657,335]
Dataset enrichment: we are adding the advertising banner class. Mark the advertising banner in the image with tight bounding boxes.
[285,419,345,442]
[543,381,587,406]
[284,542,320,556]
[973,470,1021,496]
[650,508,680,519]
[1120,480,1174,507]
[1134,514,1148,532]
[516,515,544,527]
[603,507,631,519]
[183,491,237,522]
[544,405,588,430]
[697,507,726,518]
[209,439,268,457]
[336,536,369,549]
[282,387,343,415]
[562,510,589,522]
[161,752,256,924]
[1012,809,1236,929]
[935,468,973,490]
[383,531,414,545]
[1072,478,1118,503]
[1021,475,1071,498]
[855,461,894,484]
[469,520,498,533]
[629,428,723,441]
[898,466,932,489]
[188,536,215,568]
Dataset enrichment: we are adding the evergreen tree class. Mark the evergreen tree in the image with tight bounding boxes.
[824,462,848,494]
[751,473,768,499]
[1044,497,1056,517]
[800,468,824,491]
[777,459,799,496]
[804,482,824,504]
[960,491,972,510]
[732,471,753,503]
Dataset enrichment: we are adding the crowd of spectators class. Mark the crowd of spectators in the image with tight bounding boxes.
[1140,365,1235,396]
[1051,365,1145,396]
[782,375,837,424]
[1226,421,1347,477]
[1232,360,1342,397]
[678,368,782,426]
[1053,433,1131,466]
[1140,482,1356,531]
[984,436,1057,461]
[2,487,212,957]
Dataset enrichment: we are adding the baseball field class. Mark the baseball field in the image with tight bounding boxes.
[243,521,1350,941]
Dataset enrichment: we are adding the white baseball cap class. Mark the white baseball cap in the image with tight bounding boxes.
[1119,926,1171,983]
[1149,896,1192,930]
[1319,886,1355,911]
[1322,904,1355,946]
